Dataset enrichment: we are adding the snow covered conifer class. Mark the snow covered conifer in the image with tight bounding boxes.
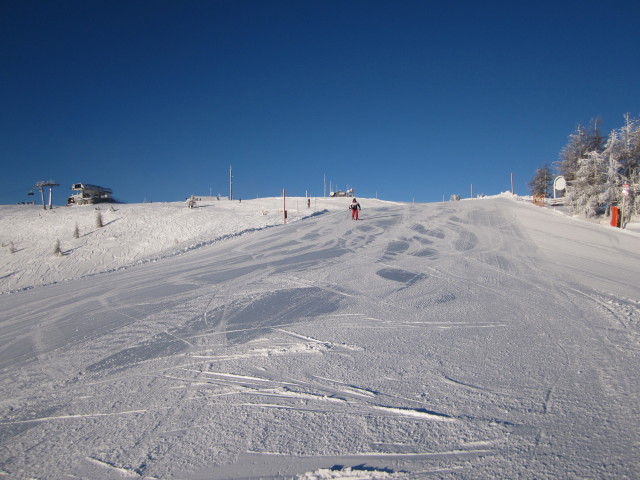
[600,130,623,215]
[619,114,640,180]
[558,120,605,183]
[528,164,553,197]
[618,114,640,217]
[566,150,605,217]
[558,125,590,183]
[53,239,62,256]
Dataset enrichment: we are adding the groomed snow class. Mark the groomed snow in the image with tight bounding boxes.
[0,195,639,479]
[0,197,381,293]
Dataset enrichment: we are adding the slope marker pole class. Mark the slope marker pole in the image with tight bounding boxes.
[283,188,287,225]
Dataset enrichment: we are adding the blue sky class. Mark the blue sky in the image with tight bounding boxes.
[2,0,639,205]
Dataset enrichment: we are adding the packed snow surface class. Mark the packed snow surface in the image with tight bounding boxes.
[0,195,639,479]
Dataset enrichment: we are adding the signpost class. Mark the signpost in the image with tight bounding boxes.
[622,183,630,196]
[553,176,566,199]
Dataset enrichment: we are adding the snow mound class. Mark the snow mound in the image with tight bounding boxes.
[297,466,406,479]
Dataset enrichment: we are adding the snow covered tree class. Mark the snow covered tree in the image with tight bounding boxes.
[95,211,103,228]
[618,114,640,180]
[558,125,589,183]
[528,164,553,197]
[600,130,623,215]
[557,119,606,183]
[53,239,63,256]
[587,117,606,153]
[566,150,605,217]
[618,114,640,218]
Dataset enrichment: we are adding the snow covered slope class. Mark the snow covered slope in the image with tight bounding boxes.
[0,197,385,293]
[0,197,638,479]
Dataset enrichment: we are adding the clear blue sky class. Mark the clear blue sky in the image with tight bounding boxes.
[2,0,639,205]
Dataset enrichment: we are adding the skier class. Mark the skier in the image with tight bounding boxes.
[350,198,361,220]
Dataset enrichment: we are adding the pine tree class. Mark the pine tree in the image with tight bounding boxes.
[557,119,606,183]
[618,114,640,217]
[558,125,589,182]
[53,240,63,256]
[559,114,640,221]
[600,130,622,215]
[528,164,553,197]
[587,117,606,153]
[566,150,605,217]
[619,114,640,180]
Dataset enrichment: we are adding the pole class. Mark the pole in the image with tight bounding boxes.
[229,166,233,200]
[324,175,326,198]
[471,184,474,199]
[40,188,45,210]
[48,187,53,209]
[511,173,514,195]
[283,188,287,224]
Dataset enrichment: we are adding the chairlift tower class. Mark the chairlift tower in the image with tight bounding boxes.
[34,180,59,210]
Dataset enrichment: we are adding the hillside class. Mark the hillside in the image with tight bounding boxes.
[0,197,393,293]
[0,196,639,479]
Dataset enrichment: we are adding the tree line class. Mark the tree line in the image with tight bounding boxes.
[530,114,639,219]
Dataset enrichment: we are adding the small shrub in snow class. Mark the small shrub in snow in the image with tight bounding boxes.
[53,240,63,256]
[95,211,103,228]
[9,241,17,254]
[73,223,80,239]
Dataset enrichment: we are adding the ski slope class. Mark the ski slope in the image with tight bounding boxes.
[0,196,639,479]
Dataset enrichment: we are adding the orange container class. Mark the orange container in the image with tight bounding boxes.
[610,206,620,227]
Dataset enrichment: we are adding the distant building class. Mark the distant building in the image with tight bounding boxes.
[330,188,354,197]
[67,183,113,205]
[190,195,229,201]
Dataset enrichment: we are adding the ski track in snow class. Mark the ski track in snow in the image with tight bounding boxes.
[0,195,639,479]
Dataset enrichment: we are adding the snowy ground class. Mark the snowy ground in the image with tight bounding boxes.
[0,197,357,293]
[0,195,639,479]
